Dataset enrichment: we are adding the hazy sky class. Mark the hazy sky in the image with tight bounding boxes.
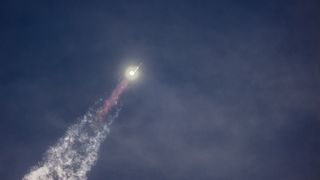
[1,0,319,179]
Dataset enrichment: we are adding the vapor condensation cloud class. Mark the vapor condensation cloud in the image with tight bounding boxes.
[23,108,120,180]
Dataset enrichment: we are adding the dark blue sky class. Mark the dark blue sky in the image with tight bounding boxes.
[1,0,319,179]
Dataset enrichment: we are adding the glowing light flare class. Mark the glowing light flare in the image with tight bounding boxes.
[125,66,140,80]
[129,70,135,76]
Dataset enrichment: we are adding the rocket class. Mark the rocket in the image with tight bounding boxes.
[135,63,142,73]
[125,63,142,81]
[98,63,142,119]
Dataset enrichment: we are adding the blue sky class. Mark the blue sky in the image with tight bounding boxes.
[0,0,319,179]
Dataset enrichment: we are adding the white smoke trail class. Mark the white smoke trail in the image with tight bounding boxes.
[23,108,120,180]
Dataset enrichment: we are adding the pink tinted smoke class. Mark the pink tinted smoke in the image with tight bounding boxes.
[98,79,128,118]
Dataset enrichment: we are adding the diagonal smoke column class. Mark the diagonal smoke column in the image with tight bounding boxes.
[98,79,128,118]
[23,64,140,180]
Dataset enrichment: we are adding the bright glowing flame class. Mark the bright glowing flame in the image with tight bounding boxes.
[125,66,139,80]
[129,70,135,76]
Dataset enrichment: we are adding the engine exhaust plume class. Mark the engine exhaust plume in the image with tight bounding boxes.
[98,79,128,119]
[23,64,142,180]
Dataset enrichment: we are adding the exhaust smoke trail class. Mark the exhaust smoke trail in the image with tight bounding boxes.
[23,78,130,180]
